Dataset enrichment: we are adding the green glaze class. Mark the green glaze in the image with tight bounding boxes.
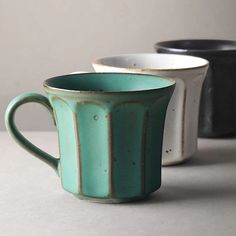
[5,73,175,203]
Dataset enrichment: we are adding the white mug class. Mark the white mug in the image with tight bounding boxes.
[69,71,88,74]
[92,54,209,165]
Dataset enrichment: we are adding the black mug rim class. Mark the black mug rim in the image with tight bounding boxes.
[155,39,236,54]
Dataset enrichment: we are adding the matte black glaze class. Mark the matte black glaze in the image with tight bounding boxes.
[155,39,236,138]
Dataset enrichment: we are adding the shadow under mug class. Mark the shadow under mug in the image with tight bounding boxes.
[93,54,209,166]
[155,39,236,138]
[5,73,175,203]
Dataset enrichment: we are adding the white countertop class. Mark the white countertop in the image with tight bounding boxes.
[1,132,236,236]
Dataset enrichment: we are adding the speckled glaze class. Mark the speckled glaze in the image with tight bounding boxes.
[5,73,175,203]
[93,54,209,166]
[155,39,236,138]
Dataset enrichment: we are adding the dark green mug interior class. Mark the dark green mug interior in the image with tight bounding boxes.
[44,73,174,93]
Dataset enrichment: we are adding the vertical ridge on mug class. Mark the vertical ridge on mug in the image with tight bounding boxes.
[111,102,145,198]
[51,97,80,194]
[76,102,110,197]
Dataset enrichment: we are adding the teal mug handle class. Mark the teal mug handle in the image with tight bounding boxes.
[5,93,59,173]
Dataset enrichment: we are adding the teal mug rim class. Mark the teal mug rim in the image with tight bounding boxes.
[43,72,175,95]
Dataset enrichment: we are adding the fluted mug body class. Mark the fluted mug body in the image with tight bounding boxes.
[5,73,174,203]
[93,54,209,165]
[155,39,236,138]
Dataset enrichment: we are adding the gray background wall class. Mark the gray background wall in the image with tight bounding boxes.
[1,0,236,130]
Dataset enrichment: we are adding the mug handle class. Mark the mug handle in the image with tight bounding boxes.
[5,93,59,173]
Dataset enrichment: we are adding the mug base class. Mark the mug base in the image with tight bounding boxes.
[73,193,149,203]
[198,131,236,139]
[162,155,192,166]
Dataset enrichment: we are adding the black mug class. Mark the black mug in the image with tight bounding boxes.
[155,39,236,138]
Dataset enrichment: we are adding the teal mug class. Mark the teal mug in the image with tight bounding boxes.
[5,73,175,203]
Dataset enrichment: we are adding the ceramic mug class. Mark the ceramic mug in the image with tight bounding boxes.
[70,71,87,74]
[5,73,175,203]
[155,39,236,138]
[93,54,209,165]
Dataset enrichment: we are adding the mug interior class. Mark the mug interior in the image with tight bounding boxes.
[93,54,208,71]
[156,39,236,52]
[44,73,174,93]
